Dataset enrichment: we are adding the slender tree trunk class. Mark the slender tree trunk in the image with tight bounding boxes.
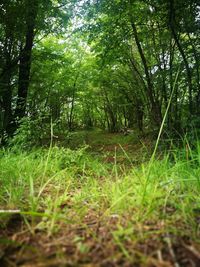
[135,99,144,133]
[102,88,118,132]
[169,0,193,115]
[151,21,168,110]
[68,90,76,131]
[2,75,12,135]
[186,32,200,114]
[0,35,13,137]
[168,36,176,130]
[128,0,162,126]
[68,73,80,131]
[14,0,38,124]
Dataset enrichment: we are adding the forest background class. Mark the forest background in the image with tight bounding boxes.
[0,0,199,142]
[0,1,200,266]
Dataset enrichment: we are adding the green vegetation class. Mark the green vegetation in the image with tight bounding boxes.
[1,132,200,266]
[0,0,200,266]
[1,0,200,139]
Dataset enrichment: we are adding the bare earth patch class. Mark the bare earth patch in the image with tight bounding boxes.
[1,210,200,267]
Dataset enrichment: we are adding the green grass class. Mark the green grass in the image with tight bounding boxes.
[1,141,199,226]
[0,134,200,265]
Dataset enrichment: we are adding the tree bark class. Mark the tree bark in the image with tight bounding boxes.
[68,72,80,131]
[14,0,39,124]
[169,0,193,115]
[0,35,14,137]
[186,32,200,114]
[128,0,162,127]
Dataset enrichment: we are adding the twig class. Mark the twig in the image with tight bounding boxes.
[165,236,180,267]
[183,243,200,259]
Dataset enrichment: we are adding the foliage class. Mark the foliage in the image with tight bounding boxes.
[1,0,199,143]
[8,116,51,149]
[0,1,200,264]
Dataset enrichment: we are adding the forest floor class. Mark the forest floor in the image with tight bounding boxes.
[0,130,200,267]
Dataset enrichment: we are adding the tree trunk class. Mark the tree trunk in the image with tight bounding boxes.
[128,0,162,127]
[68,73,80,131]
[186,32,200,115]
[169,0,193,115]
[0,35,14,137]
[14,0,38,124]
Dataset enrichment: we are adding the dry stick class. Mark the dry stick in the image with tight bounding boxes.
[182,244,200,260]
[165,236,180,267]
[156,249,163,262]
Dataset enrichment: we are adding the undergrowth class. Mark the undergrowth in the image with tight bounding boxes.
[0,139,199,240]
[1,121,200,267]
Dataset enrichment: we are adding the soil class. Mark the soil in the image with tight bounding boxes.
[1,212,200,267]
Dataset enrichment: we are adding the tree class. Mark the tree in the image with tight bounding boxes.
[0,0,77,140]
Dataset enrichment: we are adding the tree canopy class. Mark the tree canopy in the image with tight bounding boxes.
[0,0,199,143]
